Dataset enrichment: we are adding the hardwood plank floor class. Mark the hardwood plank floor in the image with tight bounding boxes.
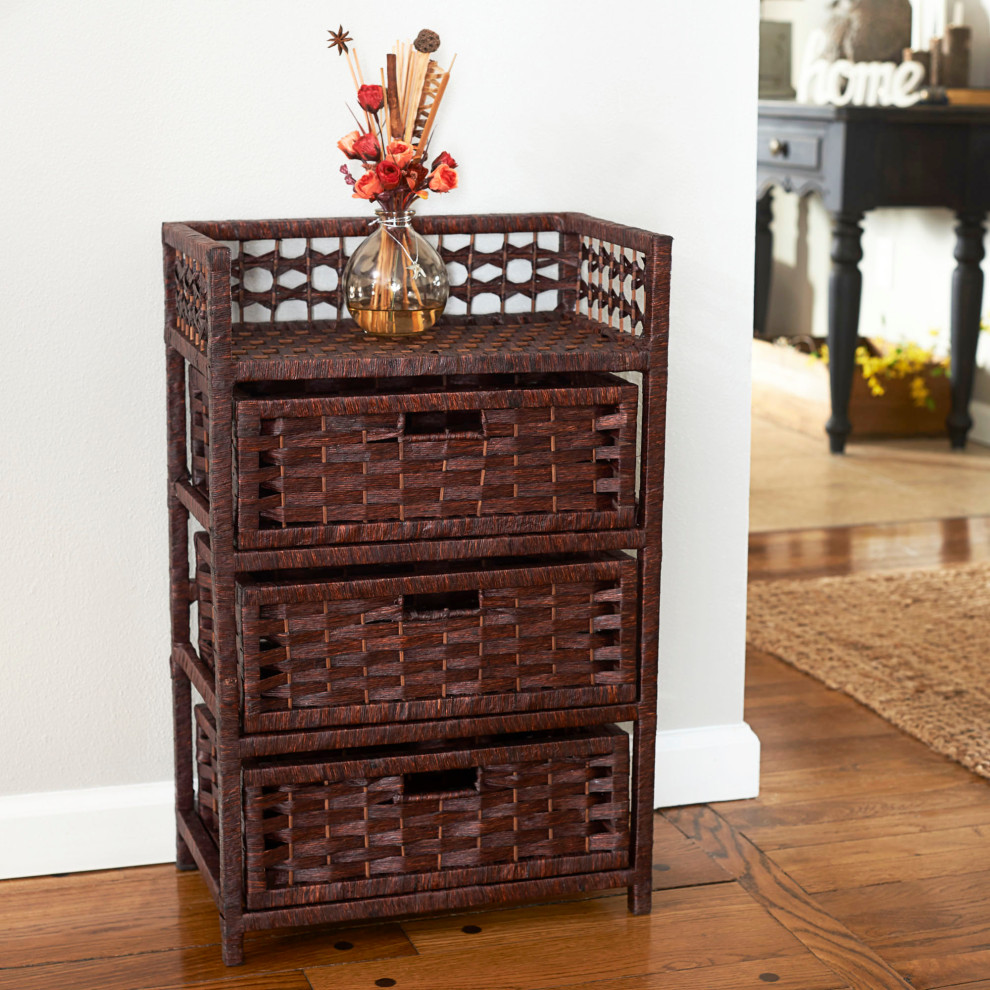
[4,514,990,988]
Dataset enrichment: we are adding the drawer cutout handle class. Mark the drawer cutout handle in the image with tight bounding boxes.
[404,409,483,437]
[403,589,481,620]
[403,767,479,801]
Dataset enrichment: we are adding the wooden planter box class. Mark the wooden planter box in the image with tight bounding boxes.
[752,337,951,440]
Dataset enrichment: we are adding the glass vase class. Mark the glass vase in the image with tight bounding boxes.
[342,210,449,336]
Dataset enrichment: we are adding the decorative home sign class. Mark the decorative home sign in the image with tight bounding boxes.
[797,28,926,106]
[799,0,974,107]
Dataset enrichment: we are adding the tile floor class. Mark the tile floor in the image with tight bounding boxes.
[749,415,990,532]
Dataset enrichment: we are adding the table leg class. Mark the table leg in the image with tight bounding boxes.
[754,189,773,336]
[947,212,986,449]
[826,212,864,454]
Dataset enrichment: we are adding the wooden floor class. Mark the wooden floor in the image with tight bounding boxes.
[750,413,990,532]
[4,516,990,989]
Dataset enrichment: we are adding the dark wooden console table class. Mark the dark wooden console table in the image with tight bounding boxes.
[755,101,990,453]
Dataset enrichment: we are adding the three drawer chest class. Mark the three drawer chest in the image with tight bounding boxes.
[163,212,670,963]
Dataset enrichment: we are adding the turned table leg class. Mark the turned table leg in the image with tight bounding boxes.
[826,212,864,454]
[947,211,986,449]
[754,189,774,336]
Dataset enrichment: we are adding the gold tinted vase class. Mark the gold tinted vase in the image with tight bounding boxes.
[343,210,449,336]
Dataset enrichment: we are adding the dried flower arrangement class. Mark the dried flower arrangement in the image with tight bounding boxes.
[328,25,458,211]
[326,25,458,336]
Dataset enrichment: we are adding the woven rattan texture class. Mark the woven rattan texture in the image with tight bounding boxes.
[173,251,209,354]
[243,727,629,909]
[578,237,647,335]
[195,705,219,845]
[234,376,638,548]
[223,229,574,326]
[228,316,649,378]
[194,532,214,673]
[164,216,662,365]
[188,365,211,494]
[237,555,638,732]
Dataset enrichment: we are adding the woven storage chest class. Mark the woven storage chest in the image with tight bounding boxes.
[243,725,630,910]
[234,373,638,548]
[237,552,638,731]
[164,213,669,964]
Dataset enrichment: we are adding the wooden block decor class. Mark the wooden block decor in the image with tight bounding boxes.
[163,212,670,965]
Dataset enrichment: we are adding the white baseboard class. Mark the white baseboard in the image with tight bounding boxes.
[969,399,990,448]
[0,724,761,878]
[0,781,175,880]
[654,722,761,808]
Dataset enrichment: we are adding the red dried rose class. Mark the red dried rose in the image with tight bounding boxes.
[405,160,428,190]
[431,151,458,170]
[352,171,384,200]
[428,163,458,193]
[357,84,384,112]
[386,139,415,168]
[352,132,380,160]
[337,130,361,159]
[376,160,402,190]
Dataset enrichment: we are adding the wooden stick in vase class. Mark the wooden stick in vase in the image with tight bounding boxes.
[403,50,430,142]
[380,66,390,138]
[417,55,455,153]
[405,29,442,142]
[412,63,445,150]
[401,42,413,121]
[386,53,403,138]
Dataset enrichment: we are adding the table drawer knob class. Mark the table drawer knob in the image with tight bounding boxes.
[769,138,789,158]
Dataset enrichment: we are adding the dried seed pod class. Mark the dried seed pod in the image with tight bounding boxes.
[414,29,440,53]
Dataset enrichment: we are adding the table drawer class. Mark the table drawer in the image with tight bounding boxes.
[243,725,630,910]
[233,373,638,548]
[757,126,823,170]
[236,552,639,732]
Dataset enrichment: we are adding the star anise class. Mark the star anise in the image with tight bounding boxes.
[327,25,353,55]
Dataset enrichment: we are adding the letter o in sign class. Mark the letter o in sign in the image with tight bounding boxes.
[826,60,856,106]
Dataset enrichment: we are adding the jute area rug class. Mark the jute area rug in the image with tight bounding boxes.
[747,561,990,779]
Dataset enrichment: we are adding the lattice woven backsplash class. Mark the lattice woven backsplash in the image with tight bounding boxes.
[226,230,575,325]
[169,221,650,352]
[578,237,647,335]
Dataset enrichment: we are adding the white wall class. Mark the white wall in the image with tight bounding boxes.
[0,0,759,876]
[762,0,990,426]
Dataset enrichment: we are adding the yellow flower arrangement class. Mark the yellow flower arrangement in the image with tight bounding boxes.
[812,333,950,412]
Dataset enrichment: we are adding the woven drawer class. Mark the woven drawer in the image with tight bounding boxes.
[194,531,214,673]
[195,705,219,846]
[236,552,638,732]
[244,725,630,910]
[234,373,638,548]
